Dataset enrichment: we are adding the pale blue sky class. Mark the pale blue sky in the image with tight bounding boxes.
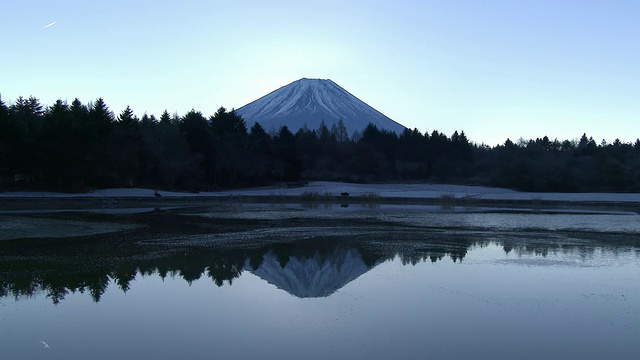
[2,0,638,145]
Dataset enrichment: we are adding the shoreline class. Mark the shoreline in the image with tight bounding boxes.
[1,194,639,214]
[1,181,639,213]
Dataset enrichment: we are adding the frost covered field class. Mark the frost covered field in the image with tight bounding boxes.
[2,181,640,203]
[2,181,638,240]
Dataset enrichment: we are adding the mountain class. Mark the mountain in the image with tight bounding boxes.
[247,246,373,298]
[235,78,406,136]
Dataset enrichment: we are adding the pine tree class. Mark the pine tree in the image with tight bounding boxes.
[273,126,300,181]
[41,100,75,189]
[180,109,216,185]
[210,107,249,187]
[112,106,143,186]
[159,110,171,125]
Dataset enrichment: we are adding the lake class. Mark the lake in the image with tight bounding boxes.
[1,204,639,359]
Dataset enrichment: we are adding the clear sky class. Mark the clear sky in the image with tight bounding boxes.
[2,0,638,145]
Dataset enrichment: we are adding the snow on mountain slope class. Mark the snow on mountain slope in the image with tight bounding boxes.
[235,78,406,135]
[247,246,372,298]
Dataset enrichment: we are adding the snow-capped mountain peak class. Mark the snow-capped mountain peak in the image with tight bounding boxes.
[236,78,406,135]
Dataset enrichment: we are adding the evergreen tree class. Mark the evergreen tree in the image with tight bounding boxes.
[66,99,91,188]
[247,122,275,184]
[180,109,216,186]
[110,106,144,186]
[11,96,44,143]
[8,96,45,181]
[41,100,75,189]
[83,98,115,186]
[273,126,300,181]
[295,125,319,177]
[149,115,193,188]
[140,113,158,127]
[210,107,249,187]
[159,110,172,125]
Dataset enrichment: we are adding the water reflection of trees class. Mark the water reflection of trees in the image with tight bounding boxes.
[1,234,638,303]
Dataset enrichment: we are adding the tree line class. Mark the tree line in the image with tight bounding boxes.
[1,95,639,192]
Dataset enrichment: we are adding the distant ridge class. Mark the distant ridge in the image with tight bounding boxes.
[236,78,406,135]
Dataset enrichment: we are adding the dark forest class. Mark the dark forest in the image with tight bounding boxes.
[1,95,639,192]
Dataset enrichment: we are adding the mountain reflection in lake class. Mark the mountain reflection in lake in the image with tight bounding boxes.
[1,237,464,303]
[1,206,640,360]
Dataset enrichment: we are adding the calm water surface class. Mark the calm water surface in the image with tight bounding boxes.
[1,207,639,359]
